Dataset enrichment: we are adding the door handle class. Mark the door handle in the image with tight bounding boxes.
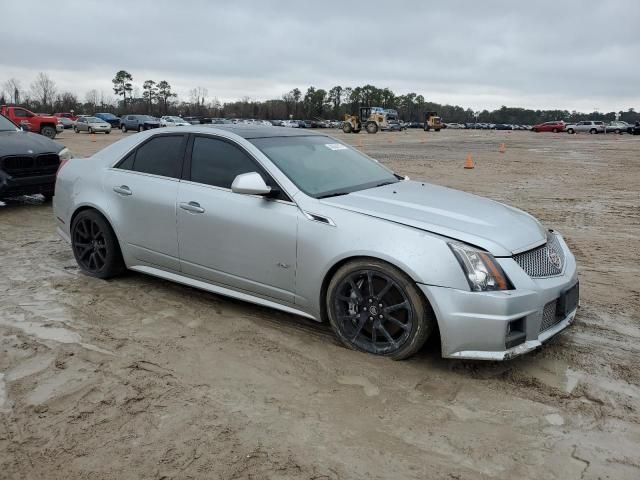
[113,185,132,196]
[179,201,205,214]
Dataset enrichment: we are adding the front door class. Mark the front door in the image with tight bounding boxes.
[177,135,298,302]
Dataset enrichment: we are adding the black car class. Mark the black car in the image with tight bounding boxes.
[94,112,121,128]
[0,114,72,200]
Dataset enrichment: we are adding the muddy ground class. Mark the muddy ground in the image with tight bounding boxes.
[1,128,639,479]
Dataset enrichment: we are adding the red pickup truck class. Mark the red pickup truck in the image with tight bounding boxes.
[0,105,59,139]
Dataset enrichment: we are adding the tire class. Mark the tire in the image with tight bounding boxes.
[121,125,127,133]
[40,125,56,139]
[71,210,125,279]
[366,122,378,134]
[88,127,93,134]
[342,122,353,134]
[105,130,110,134]
[74,127,78,133]
[615,129,621,134]
[552,128,558,133]
[41,193,54,202]
[326,259,434,360]
[567,128,575,134]
[424,126,430,132]
[590,128,597,134]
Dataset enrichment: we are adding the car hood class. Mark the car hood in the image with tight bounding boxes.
[0,130,63,156]
[320,180,547,256]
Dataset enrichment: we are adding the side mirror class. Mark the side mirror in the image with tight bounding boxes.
[20,121,31,132]
[231,172,272,196]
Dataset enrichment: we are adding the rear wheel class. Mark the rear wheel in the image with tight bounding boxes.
[138,124,143,132]
[552,128,558,133]
[327,259,434,360]
[342,122,353,134]
[40,125,56,139]
[121,125,127,132]
[88,127,93,134]
[74,127,79,133]
[567,128,575,134]
[71,210,125,279]
[590,128,597,134]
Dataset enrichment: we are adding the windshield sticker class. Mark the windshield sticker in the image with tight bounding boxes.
[324,143,348,151]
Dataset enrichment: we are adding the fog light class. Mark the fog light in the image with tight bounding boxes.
[506,318,526,349]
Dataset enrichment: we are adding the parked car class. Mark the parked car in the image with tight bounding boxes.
[494,124,513,130]
[606,121,633,134]
[632,121,640,135]
[0,105,59,139]
[531,121,565,133]
[54,112,78,122]
[94,113,121,128]
[445,123,464,129]
[160,116,190,127]
[183,116,202,125]
[54,125,578,361]
[282,120,300,128]
[74,116,112,134]
[0,113,73,199]
[120,115,160,132]
[565,121,605,134]
[57,117,74,129]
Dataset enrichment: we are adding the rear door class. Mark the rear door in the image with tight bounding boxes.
[105,133,187,270]
[177,134,298,302]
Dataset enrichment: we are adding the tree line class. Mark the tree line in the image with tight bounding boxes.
[2,70,639,125]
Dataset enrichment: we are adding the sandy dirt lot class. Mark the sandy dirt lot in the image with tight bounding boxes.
[1,127,639,479]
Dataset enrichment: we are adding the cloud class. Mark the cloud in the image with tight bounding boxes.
[1,0,638,111]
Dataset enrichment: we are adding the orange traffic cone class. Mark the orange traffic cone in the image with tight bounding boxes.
[387,136,394,144]
[91,133,96,143]
[464,154,474,169]
[357,137,363,148]
[499,143,506,153]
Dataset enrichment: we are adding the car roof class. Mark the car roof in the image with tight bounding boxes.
[200,124,323,139]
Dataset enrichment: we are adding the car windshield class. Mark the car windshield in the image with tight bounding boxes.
[140,116,155,121]
[249,135,399,198]
[0,114,18,131]
[98,113,116,119]
[88,117,103,123]
[168,117,184,121]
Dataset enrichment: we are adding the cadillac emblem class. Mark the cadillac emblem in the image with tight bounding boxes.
[547,245,562,269]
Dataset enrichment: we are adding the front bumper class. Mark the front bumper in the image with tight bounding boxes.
[0,173,56,197]
[419,236,579,360]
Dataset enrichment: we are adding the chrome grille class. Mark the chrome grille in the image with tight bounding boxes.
[540,300,559,332]
[513,234,565,278]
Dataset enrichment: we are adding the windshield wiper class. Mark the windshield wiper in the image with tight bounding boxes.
[318,191,350,199]
[375,181,397,187]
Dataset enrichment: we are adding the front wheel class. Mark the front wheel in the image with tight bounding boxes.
[567,128,575,134]
[327,259,434,360]
[88,127,93,134]
[121,125,127,132]
[366,122,378,134]
[590,128,597,134]
[138,125,143,132]
[71,210,125,279]
[74,127,78,133]
[342,122,353,134]
[552,128,558,133]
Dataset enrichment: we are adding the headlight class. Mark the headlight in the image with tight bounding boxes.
[58,147,74,161]
[448,242,511,291]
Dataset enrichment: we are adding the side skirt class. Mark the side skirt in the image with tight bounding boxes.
[129,265,319,322]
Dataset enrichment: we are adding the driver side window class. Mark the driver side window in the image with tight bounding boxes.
[189,136,289,201]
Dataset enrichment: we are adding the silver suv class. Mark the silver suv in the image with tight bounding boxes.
[565,120,605,134]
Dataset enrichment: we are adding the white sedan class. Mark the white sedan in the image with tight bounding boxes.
[160,116,190,127]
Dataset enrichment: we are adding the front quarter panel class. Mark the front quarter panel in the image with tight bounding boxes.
[295,202,469,319]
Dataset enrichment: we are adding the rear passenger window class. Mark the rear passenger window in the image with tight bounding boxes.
[190,136,260,189]
[119,135,184,178]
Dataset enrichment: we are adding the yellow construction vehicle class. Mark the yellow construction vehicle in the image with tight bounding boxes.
[343,107,399,134]
[424,111,443,132]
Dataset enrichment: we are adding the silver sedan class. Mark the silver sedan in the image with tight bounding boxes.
[74,116,112,134]
[53,126,579,360]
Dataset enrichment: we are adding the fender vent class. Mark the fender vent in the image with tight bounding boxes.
[303,211,336,227]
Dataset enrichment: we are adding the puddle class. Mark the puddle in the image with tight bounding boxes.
[0,373,8,413]
[520,357,579,394]
[0,318,114,356]
[6,353,54,382]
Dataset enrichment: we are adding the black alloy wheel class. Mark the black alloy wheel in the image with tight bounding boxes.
[327,259,434,359]
[71,210,125,278]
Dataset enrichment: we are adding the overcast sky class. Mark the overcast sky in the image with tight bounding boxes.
[1,0,638,112]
